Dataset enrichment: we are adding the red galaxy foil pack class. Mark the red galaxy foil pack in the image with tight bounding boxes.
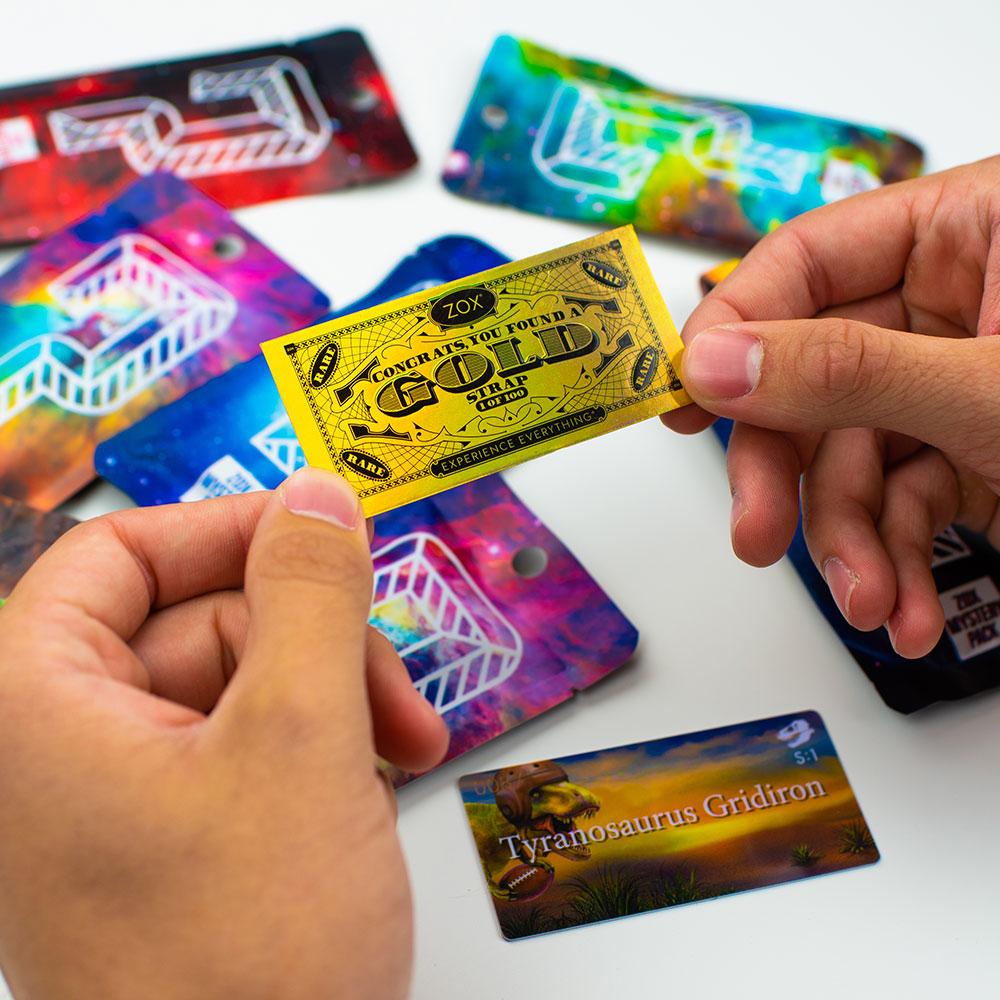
[0,29,417,244]
[0,495,75,602]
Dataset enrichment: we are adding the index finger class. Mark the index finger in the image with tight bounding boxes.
[6,492,271,641]
[697,175,925,331]
[663,172,930,433]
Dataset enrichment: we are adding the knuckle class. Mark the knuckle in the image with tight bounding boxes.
[59,512,157,588]
[252,526,373,593]
[765,221,831,309]
[238,682,329,744]
[796,320,883,407]
[229,677,364,762]
[58,515,115,550]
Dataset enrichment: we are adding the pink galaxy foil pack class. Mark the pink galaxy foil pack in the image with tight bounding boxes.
[373,476,638,786]
[0,172,329,509]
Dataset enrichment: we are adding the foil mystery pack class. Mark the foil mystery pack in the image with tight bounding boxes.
[263,225,689,516]
[0,173,329,509]
[443,36,923,249]
[373,476,638,787]
[0,29,417,244]
[96,235,510,505]
[714,419,1000,712]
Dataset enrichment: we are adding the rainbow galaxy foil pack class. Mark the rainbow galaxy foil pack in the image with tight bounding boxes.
[375,475,637,787]
[0,495,76,603]
[0,172,329,509]
[95,235,509,505]
[460,711,877,939]
[714,420,1000,712]
[0,29,416,244]
[443,36,923,249]
[263,225,689,517]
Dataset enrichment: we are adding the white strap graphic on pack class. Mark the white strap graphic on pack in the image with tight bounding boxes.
[0,234,236,425]
[47,56,331,177]
[531,81,861,201]
[370,532,523,715]
[250,414,306,478]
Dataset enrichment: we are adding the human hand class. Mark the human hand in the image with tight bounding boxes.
[663,157,1000,658]
[0,468,447,1000]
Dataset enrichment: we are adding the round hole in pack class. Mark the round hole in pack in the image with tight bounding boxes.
[212,235,246,260]
[512,545,547,579]
[481,104,508,130]
[348,87,379,112]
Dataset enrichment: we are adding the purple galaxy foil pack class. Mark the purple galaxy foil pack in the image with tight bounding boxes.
[374,476,638,786]
[0,172,329,509]
[0,29,417,244]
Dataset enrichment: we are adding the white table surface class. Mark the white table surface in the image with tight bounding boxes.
[2,2,998,996]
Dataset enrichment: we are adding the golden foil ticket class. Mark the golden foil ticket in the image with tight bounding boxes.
[262,226,689,515]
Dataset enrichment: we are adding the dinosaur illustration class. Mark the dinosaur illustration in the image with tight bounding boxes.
[466,760,600,900]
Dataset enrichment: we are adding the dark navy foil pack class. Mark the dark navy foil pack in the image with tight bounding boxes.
[714,418,1000,712]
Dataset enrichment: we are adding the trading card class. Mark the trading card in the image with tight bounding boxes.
[443,36,923,249]
[0,173,329,509]
[263,225,689,516]
[376,476,638,787]
[460,711,877,939]
[96,235,509,505]
[0,30,416,244]
[0,495,76,602]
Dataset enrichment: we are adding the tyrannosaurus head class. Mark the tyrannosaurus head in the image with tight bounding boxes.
[492,760,600,861]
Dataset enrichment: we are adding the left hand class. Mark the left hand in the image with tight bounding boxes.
[0,471,447,1000]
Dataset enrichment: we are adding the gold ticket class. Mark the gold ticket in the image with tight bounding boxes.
[262,226,690,515]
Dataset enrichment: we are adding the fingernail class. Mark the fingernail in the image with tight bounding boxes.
[281,467,361,530]
[684,326,763,398]
[823,557,859,620]
[730,491,746,535]
[886,610,903,650]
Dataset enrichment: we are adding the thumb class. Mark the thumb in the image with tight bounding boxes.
[681,318,1000,463]
[225,467,375,749]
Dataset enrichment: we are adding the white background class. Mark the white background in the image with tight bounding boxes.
[1,2,998,997]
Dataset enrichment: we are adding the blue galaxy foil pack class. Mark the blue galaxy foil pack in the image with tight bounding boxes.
[95,236,509,503]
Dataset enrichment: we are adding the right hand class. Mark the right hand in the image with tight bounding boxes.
[663,157,1000,658]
